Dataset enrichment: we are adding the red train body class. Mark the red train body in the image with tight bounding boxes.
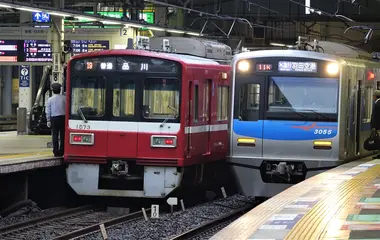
[64,49,231,198]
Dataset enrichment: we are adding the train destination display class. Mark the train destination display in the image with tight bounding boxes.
[71,40,109,54]
[24,40,52,62]
[74,56,179,73]
[278,61,317,73]
[0,40,18,62]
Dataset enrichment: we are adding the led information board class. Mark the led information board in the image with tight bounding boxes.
[24,40,52,62]
[71,40,110,54]
[256,63,272,72]
[73,57,179,73]
[0,40,18,62]
[278,61,317,73]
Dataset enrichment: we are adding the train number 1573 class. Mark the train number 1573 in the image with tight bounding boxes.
[314,129,332,135]
[76,124,90,130]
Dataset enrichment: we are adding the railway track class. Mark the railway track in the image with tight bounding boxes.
[66,195,255,240]
[169,204,252,240]
[0,116,16,131]
[0,205,121,240]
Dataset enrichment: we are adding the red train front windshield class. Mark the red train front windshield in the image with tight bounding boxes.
[69,56,181,124]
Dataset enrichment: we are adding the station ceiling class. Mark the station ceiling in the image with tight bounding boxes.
[2,0,379,21]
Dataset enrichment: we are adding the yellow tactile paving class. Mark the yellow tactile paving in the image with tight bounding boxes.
[0,151,52,160]
[284,164,380,240]
[211,163,358,240]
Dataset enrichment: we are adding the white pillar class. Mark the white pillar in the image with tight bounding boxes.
[18,66,32,111]
[19,11,33,112]
[49,0,64,85]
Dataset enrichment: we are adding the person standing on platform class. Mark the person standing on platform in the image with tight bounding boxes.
[371,90,380,159]
[46,83,66,157]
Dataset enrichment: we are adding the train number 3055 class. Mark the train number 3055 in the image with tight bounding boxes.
[313,129,332,135]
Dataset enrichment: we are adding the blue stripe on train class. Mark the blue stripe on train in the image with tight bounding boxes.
[233,119,338,141]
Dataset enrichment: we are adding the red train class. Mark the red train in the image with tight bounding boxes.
[64,38,232,198]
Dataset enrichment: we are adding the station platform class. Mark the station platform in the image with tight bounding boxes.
[0,131,62,174]
[211,157,380,240]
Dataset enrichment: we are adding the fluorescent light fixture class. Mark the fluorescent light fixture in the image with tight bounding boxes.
[125,23,143,28]
[76,16,97,21]
[101,20,120,24]
[167,29,185,34]
[16,7,39,12]
[0,4,11,8]
[305,0,310,14]
[270,42,286,47]
[186,32,200,36]
[49,12,71,17]
[148,26,165,31]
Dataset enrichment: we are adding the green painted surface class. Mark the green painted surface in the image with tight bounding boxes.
[64,11,154,24]
[359,198,380,203]
[347,214,380,221]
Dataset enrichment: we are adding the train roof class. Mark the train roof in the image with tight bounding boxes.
[234,49,340,62]
[70,49,224,66]
[234,41,376,64]
[149,37,232,61]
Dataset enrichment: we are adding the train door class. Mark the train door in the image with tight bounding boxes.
[107,76,138,158]
[355,80,362,155]
[232,77,265,158]
[203,79,212,154]
[187,81,204,157]
[186,81,192,158]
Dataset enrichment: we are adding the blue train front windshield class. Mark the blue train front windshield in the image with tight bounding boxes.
[233,76,339,141]
[268,77,338,117]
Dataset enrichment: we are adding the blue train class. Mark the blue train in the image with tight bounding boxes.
[228,40,380,197]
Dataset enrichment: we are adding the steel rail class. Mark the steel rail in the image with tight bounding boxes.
[169,204,253,240]
[0,205,95,235]
[54,208,152,240]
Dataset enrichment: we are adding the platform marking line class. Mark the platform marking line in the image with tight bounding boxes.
[0,151,52,160]
[211,162,367,240]
[284,164,380,240]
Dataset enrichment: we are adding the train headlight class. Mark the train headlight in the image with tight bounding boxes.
[237,60,250,72]
[151,135,177,148]
[326,63,339,75]
[70,133,94,145]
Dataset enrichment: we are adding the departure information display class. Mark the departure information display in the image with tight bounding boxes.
[24,40,52,62]
[278,61,317,73]
[71,40,109,54]
[0,40,18,62]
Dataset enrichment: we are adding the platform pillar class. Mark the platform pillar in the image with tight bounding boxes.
[49,0,64,86]
[2,66,13,115]
[18,11,33,113]
[18,66,33,112]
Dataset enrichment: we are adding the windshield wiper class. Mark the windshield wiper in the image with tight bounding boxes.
[77,106,88,123]
[298,109,331,120]
[160,105,178,127]
[288,109,310,118]
[167,105,178,117]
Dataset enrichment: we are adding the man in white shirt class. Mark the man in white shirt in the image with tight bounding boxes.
[46,83,66,157]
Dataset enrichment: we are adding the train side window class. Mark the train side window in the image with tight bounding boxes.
[363,86,373,123]
[239,84,260,121]
[194,85,199,123]
[217,86,229,121]
[203,80,210,122]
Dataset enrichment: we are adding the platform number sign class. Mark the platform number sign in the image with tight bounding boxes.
[120,28,128,36]
[19,66,30,87]
[151,205,159,219]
